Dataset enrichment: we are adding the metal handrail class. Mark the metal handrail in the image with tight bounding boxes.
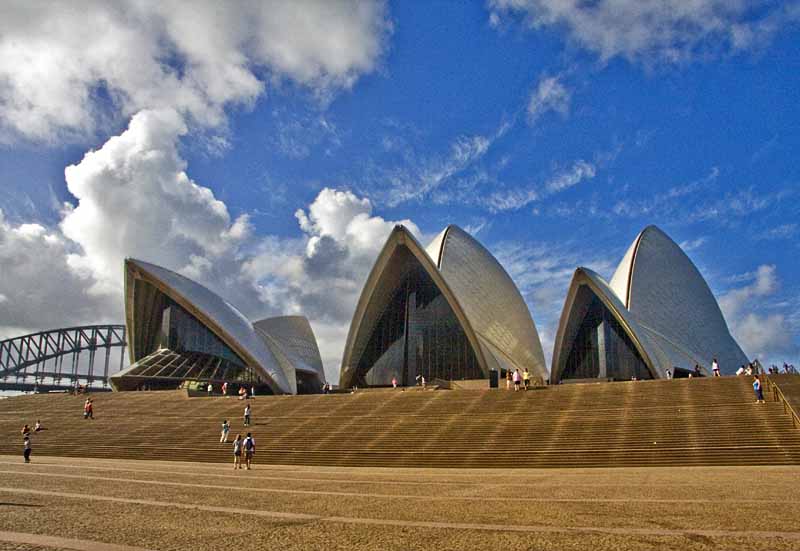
[764,376,800,429]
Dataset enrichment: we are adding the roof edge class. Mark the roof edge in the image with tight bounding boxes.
[339,225,491,387]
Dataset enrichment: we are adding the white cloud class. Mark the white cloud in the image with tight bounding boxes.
[544,159,595,193]
[0,1,390,142]
[678,236,707,252]
[719,265,799,363]
[755,223,798,241]
[382,133,494,206]
[527,75,571,124]
[0,209,117,339]
[489,1,800,64]
[485,158,596,212]
[244,188,422,380]
[612,166,719,218]
[60,109,251,295]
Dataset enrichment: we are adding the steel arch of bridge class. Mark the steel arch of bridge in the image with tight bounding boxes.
[0,325,127,392]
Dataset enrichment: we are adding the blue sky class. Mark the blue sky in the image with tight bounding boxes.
[1,1,798,380]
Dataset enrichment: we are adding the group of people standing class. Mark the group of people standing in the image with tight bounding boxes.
[506,368,532,391]
[220,402,257,470]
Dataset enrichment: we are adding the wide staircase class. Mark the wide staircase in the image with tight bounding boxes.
[1,377,799,468]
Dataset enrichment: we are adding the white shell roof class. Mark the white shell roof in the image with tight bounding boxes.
[126,259,293,394]
[341,224,547,387]
[623,226,748,373]
[552,226,748,379]
[253,316,325,386]
[427,225,548,379]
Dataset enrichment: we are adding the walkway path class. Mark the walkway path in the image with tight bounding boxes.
[0,455,798,550]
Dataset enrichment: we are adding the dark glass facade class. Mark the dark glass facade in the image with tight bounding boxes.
[156,301,256,383]
[562,288,652,381]
[354,263,482,386]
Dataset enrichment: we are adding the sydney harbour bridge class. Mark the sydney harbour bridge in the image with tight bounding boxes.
[0,325,127,392]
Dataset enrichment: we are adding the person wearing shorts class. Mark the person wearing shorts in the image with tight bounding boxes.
[232,434,243,469]
[522,368,530,390]
[243,433,256,470]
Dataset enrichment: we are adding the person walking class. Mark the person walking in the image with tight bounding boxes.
[522,368,531,390]
[221,382,228,396]
[220,419,230,443]
[712,358,720,377]
[391,376,397,389]
[83,398,93,419]
[243,404,251,427]
[753,375,765,404]
[513,369,521,391]
[232,434,243,469]
[21,424,31,437]
[506,370,512,390]
[207,382,213,396]
[23,435,32,463]
[243,432,256,470]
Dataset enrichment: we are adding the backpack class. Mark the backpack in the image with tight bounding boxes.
[244,437,253,451]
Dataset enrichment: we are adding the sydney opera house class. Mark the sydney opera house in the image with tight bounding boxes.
[105,224,747,394]
[109,259,325,394]
[550,225,748,382]
[339,225,548,388]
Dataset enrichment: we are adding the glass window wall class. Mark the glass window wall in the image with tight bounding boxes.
[562,288,652,381]
[354,262,482,386]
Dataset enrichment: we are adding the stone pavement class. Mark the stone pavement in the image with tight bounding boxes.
[0,455,798,550]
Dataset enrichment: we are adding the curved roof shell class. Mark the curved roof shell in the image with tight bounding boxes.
[124,258,293,394]
[253,315,325,390]
[340,225,546,387]
[552,226,748,381]
[426,225,547,379]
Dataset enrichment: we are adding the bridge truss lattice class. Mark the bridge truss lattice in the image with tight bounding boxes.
[0,325,127,392]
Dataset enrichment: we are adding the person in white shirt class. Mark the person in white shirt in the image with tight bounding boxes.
[220,420,230,443]
[232,434,242,469]
[711,358,720,377]
[243,404,251,427]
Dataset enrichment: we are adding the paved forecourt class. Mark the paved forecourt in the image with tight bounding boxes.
[0,455,798,550]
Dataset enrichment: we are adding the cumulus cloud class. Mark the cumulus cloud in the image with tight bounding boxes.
[0,1,390,142]
[719,265,799,363]
[527,75,571,124]
[243,188,421,379]
[489,0,800,64]
[60,109,252,295]
[0,210,116,340]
